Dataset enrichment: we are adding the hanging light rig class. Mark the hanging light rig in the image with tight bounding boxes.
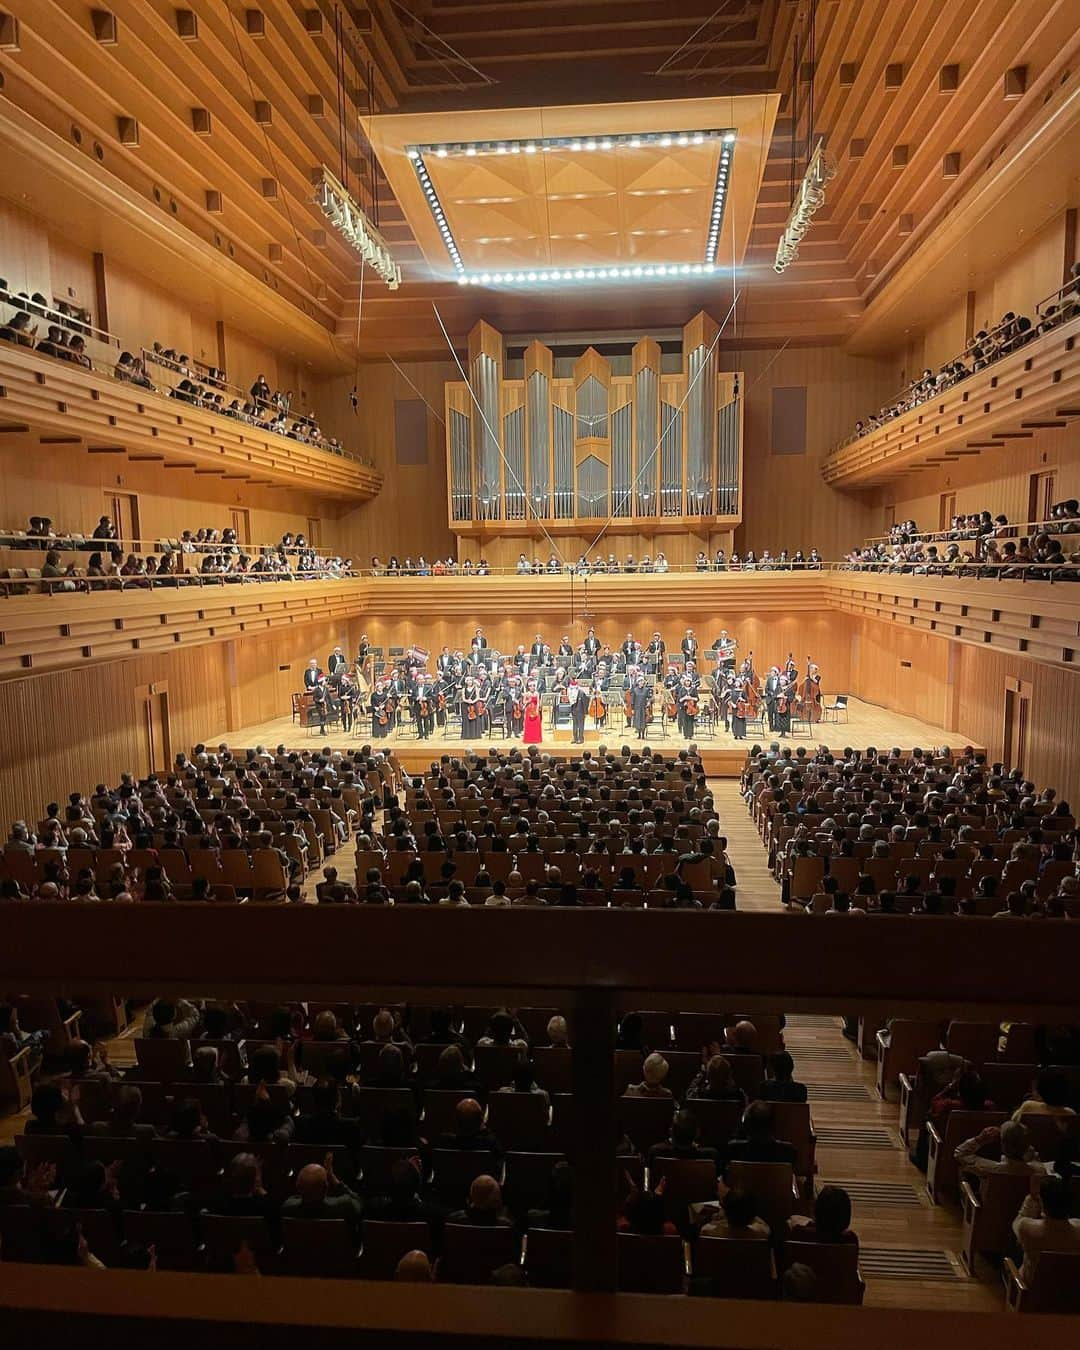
[316,166,402,290]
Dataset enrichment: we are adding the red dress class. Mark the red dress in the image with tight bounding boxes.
[523,694,542,744]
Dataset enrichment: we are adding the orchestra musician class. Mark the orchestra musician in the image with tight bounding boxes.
[774,671,795,738]
[588,674,608,730]
[370,680,392,739]
[434,672,453,732]
[801,661,823,723]
[731,677,750,741]
[582,627,600,658]
[336,671,356,733]
[681,629,699,665]
[473,627,488,650]
[620,632,641,667]
[412,673,436,740]
[763,666,783,732]
[677,676,699,739]
[558,635,574,659]
[645,631,666,675]
[436,645,454,676]
[566,678,587,744]
[303,659,322,691]
[462,676,482,740]
[506,675,526,739]
[714,629,737,671]
[356,634,371,676]
[629,673,652,740]
[327,646,347,677]
[309,676,329,734]
[529,633,546,659]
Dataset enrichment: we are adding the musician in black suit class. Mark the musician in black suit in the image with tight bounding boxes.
[763,667,783,732]
[473,628,488,650]
[558,636,574,659]
[336,673,356,733]
[412,676,436,739]
[309,678,330,734]
[582,627,600,658]
[436,646,454,676]
[645,632,666,675]
[566,679,587,744]
[356,634,370,673]
[630,675,651,740]
[529,633,545,659]
[620,632,641,666]
[303,659,322,690]
[327,646,347,677]
[681,629,699,664]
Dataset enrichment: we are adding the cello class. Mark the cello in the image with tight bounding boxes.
[799,659,823,723]
[588,687,607,722]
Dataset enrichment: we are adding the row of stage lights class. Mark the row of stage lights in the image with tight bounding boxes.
[409,131,735,281]
[408,130,736,160]
[455,262,720,287]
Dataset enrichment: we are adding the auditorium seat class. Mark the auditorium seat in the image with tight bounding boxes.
[926,1110,1008,1204]
[487,1091,550,1151]
[281,1217,358,1278]
[503,1152,564,1215]
[693,1235,776,1299]
[1005,1251,1080,1313]
[650,1156,718,1227]
[726,1161,799,1235]
[134,1038,192,1080]
[201,1213,279,1274]
[780,1241,865,1305]
[440,1221,521,1284]
[532,1046,572,1094]
[616,1232,686,1294]
[431,1149,500,1207]
[358,1219,432,1278]
[877,1021,941,1100]
[618,1095,675,1153]
[960,1172,1032,1273]
[524,1226,574,1288]
[122,1209,200,1270]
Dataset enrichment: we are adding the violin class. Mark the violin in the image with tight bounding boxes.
[437,691,447,712]
[512,697,523,719]
[475,699,487,717]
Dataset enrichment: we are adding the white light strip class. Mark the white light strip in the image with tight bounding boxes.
[315,166,402,290]
[409,128,737,282]
[456,263,719,287]
[408,127,735,159]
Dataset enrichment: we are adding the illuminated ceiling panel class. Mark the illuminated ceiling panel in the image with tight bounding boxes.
[365,96,778,289]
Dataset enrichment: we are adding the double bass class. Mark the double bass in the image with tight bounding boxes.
[798,659,823,723]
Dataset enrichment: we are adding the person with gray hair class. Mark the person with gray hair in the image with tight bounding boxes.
[625,1052,672,1098]
[954,1120,1044,1179]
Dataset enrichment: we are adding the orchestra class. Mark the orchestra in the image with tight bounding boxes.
[292,627,826,746]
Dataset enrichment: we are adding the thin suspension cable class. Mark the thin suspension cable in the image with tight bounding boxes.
[433,303,567,567]
[384,354,446,426]
[652,2,746,76]
[582,291,740,559]
[387,0,496,87]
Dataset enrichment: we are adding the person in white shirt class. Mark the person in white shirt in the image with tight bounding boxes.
[1012,1174,1080,1282]
[954,1120,1045,1180]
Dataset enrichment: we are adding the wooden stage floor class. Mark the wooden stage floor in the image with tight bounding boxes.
[211,695,976,776]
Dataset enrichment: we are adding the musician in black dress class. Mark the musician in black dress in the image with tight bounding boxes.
[630,675,651,740]
[309,678,329,733]
[731,679,750,741]
[774,673,795,738]
[370,682,391,739]
[461,676,481,740]
[356,635,371,676]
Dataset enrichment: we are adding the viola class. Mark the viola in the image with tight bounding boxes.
[475,699,486,717]
[664,688,677,718]
[437,691,447,712]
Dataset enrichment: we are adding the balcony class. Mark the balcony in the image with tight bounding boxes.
[0,342,382,502]
[820,312,1080,488]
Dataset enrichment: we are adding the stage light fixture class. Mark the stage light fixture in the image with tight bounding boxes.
[774,138,836,274]
[315,167,401,289]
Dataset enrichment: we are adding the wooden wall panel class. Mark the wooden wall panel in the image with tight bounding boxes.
[990,215,1069,323]
[726,343,893,561]
[849,616,952,730]
[0,442,345,555]
[881,420,1079,534]
[311,361,459,564]
[467,533,737,570]
[103,256,207,366]
[0,199,54,305]
[0,614,366,828]
[951,643,1080,806]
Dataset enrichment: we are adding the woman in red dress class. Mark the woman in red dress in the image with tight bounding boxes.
[523,686,543,744]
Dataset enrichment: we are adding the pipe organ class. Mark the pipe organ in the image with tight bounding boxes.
[445,313,742,542]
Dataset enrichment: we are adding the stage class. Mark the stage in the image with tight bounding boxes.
[209,695,978,777]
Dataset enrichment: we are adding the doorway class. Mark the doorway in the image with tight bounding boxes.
[305,517,322,548]
[138,686,171,775]
[1027,470,1056,529]
[230,507,251,545]
[938,492,956,532]
[106,491,141,552]
[1002,679,1030,775]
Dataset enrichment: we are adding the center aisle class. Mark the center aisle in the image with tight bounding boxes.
[712,778,780,913]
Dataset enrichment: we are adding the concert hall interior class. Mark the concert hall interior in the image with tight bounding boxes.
[1,1,1080,1345]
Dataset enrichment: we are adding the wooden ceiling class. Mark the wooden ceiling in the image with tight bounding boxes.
[0,1,1076,363]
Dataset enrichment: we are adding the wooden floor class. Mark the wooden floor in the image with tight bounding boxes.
[211,695,975,777]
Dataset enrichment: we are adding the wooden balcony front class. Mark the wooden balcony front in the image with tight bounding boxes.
[820,314,1080,488]
[0,343,382,502]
